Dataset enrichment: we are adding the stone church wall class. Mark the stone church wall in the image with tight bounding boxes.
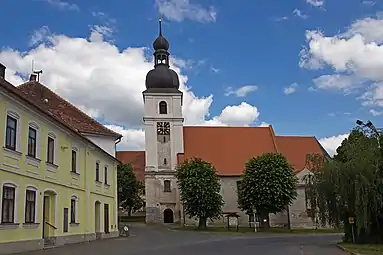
[184,175,316,229]
[145,174,181,224]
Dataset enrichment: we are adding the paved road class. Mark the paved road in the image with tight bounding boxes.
[21,225,346,255]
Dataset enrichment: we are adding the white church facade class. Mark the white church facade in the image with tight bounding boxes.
[117,20,330,228]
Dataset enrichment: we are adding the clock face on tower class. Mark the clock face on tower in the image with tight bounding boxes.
[157,122,170,135]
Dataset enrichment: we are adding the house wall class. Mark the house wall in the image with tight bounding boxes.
[0,89,118,254]
[82,135,116,157]
[183,174,315,228]
[270,169,315,228]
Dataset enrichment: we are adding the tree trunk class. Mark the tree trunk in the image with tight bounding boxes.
[259,211,270,229]
[198,218,207,229]
[128,207,132,217]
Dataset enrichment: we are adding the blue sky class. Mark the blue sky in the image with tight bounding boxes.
[0,0,382,154]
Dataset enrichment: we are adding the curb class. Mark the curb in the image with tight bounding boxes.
[337,244,361,255]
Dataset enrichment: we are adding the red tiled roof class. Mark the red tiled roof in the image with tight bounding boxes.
[275,136,326,173]
[116,151,146,182]
[182,126,279,176]
[0,77,120,163]
[18,81,121,138]
[117,127,327,178]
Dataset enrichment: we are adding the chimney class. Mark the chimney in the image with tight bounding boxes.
[0,63,5,79]
[29,73,37,82]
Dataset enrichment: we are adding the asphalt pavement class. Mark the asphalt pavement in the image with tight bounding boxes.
[19,225,346,255]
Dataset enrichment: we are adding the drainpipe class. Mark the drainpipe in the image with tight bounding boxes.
[114,136,122,230]
[114,137,122,156]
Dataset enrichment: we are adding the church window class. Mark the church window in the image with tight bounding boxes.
[159,101,167,114]
[164,158,167,165]
[164,180,171,192]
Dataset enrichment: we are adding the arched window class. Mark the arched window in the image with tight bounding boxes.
[27,121,40,158]
[159,101,167,114]
[1,182,18,224]
[163,180,171,192]
[25,186,38,224]
[70,195,79,224]
[5,110,21,151]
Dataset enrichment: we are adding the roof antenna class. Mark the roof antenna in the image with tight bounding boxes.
[33,69,43,82]
[31,60,43,82]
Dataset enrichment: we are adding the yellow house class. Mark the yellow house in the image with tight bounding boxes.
[0,64,122,254]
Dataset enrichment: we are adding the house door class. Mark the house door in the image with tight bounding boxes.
[42,196,49,238]
[104,204,109,234]
[163,209,174,223]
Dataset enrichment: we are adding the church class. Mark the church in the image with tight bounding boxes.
[117,20,329,228]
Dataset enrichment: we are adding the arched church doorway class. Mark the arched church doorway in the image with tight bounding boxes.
[163,208,174,223]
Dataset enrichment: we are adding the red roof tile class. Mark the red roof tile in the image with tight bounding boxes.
[18,81,121,138]
[0,77,119,163]
[182,126,279,176]
[116,127,327,178]
[116,151,146,182]
[275,136,326,173]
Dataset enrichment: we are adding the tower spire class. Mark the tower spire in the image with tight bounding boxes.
[159,17,163,36]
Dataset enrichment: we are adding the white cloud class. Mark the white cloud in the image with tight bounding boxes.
[312,74,361,92]
[362,1,376,6]
[305,0,325,7]
[274,16,288,22]
[283,82,298,95]
[360,82,383,107]
[29,26,51,47]
[258,121,270,127]
[91,11,117,25]
[300,13,383,108]
[89,25,114,43]
[39,0,79,11]
[369,109,382,116]
[293,9,308,19]
[0,25,262,151]
[155,0,217,23]
[225,85,258,97]
[211,67,220,73]
[343,16,383,44]
[318,133,349,156]
[207,102,260,126]
[106,125,145,150]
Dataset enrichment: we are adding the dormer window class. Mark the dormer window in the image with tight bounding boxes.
[159,101,167,114]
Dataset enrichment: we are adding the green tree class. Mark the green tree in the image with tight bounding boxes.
[238,153,298,227]
[308,129,383,244]
[176,157,224,228]
[117,163,144,216]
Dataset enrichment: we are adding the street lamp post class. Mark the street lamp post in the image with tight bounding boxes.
[356,119,382,147]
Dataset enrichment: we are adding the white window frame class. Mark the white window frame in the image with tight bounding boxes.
[46,132,58,165]
[70,195,79,224]
[95,160,101,183]
[24,186,39,224]
[71,146,80,174]
[104,165,109,186]
[0,181,19,224]
[27,121,40,159]
[4,110,21,152]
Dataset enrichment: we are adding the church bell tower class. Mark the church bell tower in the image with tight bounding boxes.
[143,18,184,224]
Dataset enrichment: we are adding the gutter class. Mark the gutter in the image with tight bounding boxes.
[115,137,122,157]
